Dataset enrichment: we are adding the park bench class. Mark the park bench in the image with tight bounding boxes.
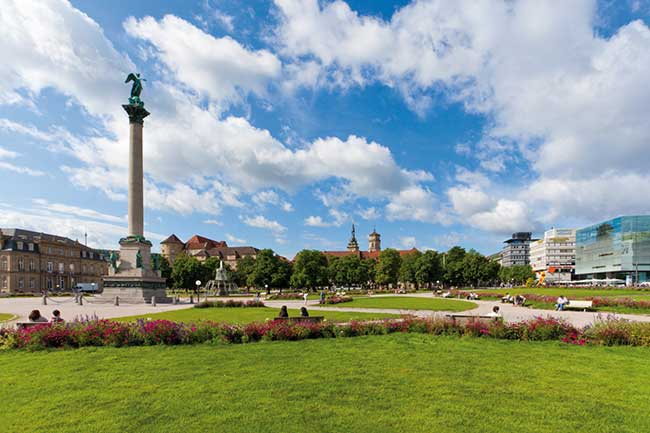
[446,314,502,325]
[15,322,49,330]
[563,300,594,312]
[273,316,324,324]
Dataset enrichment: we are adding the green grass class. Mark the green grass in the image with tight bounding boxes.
[1,334,650,432]
[0,313,14,322]
[113,306,399,323]
[321,296,476,311]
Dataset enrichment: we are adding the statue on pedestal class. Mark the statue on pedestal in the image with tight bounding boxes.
[125,73,146,107]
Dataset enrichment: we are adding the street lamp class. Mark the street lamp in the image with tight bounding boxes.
[91,282,96,293]
[195,280,202,302]
[265,284,269,295]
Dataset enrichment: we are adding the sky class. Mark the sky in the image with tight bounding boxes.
[1,0,650,258]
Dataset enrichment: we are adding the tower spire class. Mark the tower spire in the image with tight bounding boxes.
[347,223,359,252]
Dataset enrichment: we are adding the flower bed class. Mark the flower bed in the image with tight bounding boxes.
[457,290,650,310]
[319,296,353,305]
[194,300,265,308]
[5,315,650,350]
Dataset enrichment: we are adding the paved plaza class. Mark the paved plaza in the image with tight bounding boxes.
[2,293,650,328]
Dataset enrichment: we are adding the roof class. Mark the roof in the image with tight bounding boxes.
[185,234,227,250]
[161,234,183,244]
[0,228,106,259]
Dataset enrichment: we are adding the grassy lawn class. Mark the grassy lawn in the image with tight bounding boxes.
[1,334,650,433]
[113,306,399,323]
[0,313,14,322]
[321,296,476,311]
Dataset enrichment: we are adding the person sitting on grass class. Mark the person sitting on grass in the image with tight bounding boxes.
[488,306,502,318]
[28,309,48,323]
[50,309,64,323]
[300,307,309,317]
[278,305,289,318]
[501,293,513,303]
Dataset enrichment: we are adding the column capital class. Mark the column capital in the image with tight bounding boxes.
[122,103,150,125]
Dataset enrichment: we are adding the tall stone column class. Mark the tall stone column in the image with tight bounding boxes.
[123,103,149,238]
[128,119,144,237]
[102,101,169,303]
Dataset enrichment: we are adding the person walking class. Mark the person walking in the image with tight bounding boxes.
[303,292,309,305]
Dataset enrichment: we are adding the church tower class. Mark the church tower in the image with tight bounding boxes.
[347,224,360,252]
[368,227,381,252]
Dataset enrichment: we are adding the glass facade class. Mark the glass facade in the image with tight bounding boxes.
[575,216,650,282]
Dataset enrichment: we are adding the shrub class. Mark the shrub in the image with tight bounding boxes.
[320,296,353,305]
[195,300,265,309]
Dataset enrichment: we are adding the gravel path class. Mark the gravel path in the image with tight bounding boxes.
[1,293,649,328]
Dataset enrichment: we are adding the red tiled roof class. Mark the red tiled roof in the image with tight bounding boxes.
[185,234,227,250]
[161,234,183,244]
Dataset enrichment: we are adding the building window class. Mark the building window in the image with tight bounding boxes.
[59,277,65,290]
[58,262,64,273]
[47,278,53,290]
[18,257,24,271]
[82,251,87,258]
[69,263,75,274]
[47,261,53,272]
[29,260,35,272]
[82,264,86,274]
[1,276,6,289]
[18,278,24,289]
[47,246,52,254]
[16,241,23,250]
[28,243,34,251]
[90,265,95,274]
[1,257,6,271]
[29,278,35,289]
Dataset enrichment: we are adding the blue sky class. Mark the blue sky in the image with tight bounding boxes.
[1,0,650,258]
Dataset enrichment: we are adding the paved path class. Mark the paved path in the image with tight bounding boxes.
[265,294,650,328]
[2,293,649,328]
[0,296,193,325]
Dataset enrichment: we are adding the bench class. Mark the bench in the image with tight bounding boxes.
[446,314,502,324]
[15,322,49,330]
[273,316,324,324]
[563,300,593,312]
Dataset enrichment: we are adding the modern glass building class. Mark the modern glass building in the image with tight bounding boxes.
[575,216,650,283]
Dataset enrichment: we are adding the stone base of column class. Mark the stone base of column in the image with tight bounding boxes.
[100,277,170,304]
[101,236,171,304]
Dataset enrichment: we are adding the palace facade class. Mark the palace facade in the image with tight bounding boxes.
[0,228,108,294]
[160,234,259,269]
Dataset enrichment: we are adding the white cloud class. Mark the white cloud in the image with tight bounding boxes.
[399,236,416,248]
[357,207,380,220]
[124,14,281,104]
[242,215,287,235]
[31,199,125,224]
[0,146,18,159]
[252,190,293,212]
[385,186,446,224]
[226,233,246,244]
[203,219,222,226]
[304,208,348,227]
[274,0,650,232]
[0,203,164,250]
[0,143,44,176]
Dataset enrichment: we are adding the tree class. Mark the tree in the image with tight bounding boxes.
[499,264,535,285]
[170,253,203,291]
[415,250,442,288]
[443,246,466,286]
[461,250,487,287]
[247,249,289,291]
[201,256,221,284]
[290,250,329,290]
[159,256,172,281]
[375,249,402,287]
[399,250,422,288]
[232,255,255,288]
